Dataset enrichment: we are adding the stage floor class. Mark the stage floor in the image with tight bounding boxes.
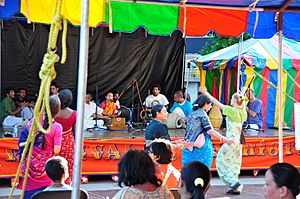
[83,127,295,140]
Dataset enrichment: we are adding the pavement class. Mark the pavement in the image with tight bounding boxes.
[0,176,267,199]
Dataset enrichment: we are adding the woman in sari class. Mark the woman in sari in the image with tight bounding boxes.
[200,86,247,195]
[182,94,235,168]
[55,89,76,185]
[18,96,62,199]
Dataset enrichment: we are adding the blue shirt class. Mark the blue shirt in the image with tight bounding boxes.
[185,109,212,142]
[170,100,193,117]
[145,119,170,141]
[248,98,263,128]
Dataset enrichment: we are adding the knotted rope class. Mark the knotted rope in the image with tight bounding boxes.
[9,0,67,198]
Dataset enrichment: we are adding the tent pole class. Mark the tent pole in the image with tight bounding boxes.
[278,12,283,163]
[71,0,89,198]
[237,34,243,92]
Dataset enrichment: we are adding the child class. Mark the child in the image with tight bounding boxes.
[44,156,72,191]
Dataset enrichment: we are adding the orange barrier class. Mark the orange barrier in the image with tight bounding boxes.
[0,136,299,178]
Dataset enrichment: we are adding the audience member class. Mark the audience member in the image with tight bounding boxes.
[50,82,59,96]
[147,139,180,189]
[145,104,170,148]
[144,84,169,109]
[14,88,30,112]
[44,156,72,191]
[179,161,211,199]
[20,98,35,120]
[0,87,26,126]
[17,95,62,199]
[264,162,300,199]
[113,149,174,199]
[55,89,76,184]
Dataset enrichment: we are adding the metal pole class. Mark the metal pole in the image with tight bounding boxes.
[71,0,89,198]
[186,62,191,99]
[278,13,283,163]
[237,34,243,92]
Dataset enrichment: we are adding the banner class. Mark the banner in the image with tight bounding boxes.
[0,137,299,178]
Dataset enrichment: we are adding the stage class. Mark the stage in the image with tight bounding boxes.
[0,128,299,178]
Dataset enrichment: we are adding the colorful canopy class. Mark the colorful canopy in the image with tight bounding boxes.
[1,0,300,39]
[192,35,300,128]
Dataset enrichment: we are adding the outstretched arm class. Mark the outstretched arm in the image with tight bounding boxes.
[199,86,224,110]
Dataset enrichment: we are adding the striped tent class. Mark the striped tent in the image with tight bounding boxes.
[192,35,300,128]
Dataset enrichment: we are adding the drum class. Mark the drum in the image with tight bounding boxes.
[163,113,182,129]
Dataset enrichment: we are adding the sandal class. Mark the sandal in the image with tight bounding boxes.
[226,182,242,195]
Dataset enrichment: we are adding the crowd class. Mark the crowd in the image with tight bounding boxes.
[0,82,298,199]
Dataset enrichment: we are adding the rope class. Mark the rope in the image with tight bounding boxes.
[246,65,299,103]
[9,0,67,198]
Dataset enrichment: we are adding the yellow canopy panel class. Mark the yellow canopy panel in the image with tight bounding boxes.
[21,0,105,27]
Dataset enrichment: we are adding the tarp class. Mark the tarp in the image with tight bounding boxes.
[1,1,300,39]
[1,20,184,107]
[193,35,300,128]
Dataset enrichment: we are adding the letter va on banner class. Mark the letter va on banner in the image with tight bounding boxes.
[294,103,300,150]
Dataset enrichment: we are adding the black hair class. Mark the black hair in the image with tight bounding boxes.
[18,88,26,92]
[174,91,183,98]
[50,82,58,88]
[269,162,300,197]
[86,90,93,98]
[149,141,173,164]
[151,104,164,118]
[181,161,211,199]
[152,84,161,91]
[58,89,73,109]
[35,96,61,150]
[46,156,68,182]
[5,87,14,95]
[193,95,211,111]
[118,149,162,188]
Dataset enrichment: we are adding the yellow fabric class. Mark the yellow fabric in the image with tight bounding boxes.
[21,0,105,27]
[200,69,206,86]
[244,66,255,90]
[274,70,287,126]
[218,70,223,100]
[105,102,116,115]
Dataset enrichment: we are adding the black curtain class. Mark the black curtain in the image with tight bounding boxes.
[1,20,184,109]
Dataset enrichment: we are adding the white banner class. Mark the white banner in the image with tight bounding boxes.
[294,103,300,150]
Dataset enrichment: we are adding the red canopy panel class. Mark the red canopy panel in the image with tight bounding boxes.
[179,7,248,37]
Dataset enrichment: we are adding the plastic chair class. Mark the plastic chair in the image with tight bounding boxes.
[31,189,89,199]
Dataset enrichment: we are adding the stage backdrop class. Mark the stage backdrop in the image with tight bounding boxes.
[0,136,299,178]
[1,20,184,108]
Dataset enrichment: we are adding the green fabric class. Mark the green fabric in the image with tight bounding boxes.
[223,105,247,123]
[283,58,293,70]
[284,68,296,127]
[105,2,179,35]
[230,69,236,98]
[253,68,263,99]
[0,97,17,124]
[206,70,214,94]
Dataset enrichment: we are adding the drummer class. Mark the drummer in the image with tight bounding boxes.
[170,91,193,120]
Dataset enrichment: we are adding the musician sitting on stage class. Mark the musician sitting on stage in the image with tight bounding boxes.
[100,92,118,117]
[144,84,169,109]
[170,91,193,119]
[84,91,105,130]
[114,91,121,109]
[145,104,170,148]
[244,88,263,130]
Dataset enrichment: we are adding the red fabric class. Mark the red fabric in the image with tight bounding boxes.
[179,7,248,37]
[55,110,76,185]
[260,68,270,129]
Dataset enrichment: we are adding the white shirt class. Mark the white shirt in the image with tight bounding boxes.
[144,94,169,108]
[84,102,103,130]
